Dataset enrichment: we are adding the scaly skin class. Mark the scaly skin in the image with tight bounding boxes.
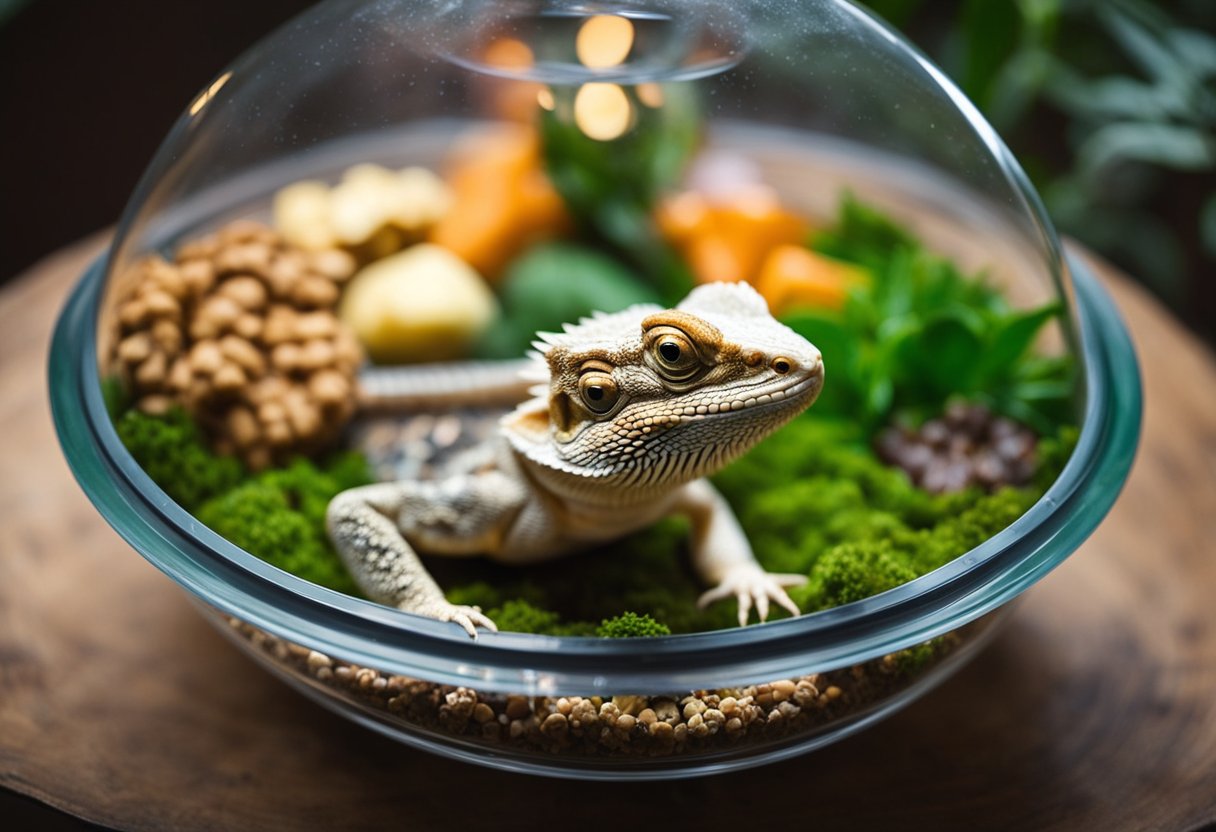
[328,282,824,636]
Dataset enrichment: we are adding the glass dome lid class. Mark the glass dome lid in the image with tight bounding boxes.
[109,0,1063,299]
[53,0,1141,695]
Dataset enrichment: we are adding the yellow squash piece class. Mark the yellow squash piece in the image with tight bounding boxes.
[339,244,500,364]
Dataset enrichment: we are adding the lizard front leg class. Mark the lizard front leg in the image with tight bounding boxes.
[327,473,527,637]
[671,479,807,626]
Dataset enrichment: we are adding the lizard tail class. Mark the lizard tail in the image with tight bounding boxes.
[357,359,537,411]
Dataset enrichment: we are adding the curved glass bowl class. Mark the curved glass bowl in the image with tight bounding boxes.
[50,242,1138,778]
[48,0,1141,778]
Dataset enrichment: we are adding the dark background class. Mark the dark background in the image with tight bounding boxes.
[1,0,1212,342]
[0,0,314,278]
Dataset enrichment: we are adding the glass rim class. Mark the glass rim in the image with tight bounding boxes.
[48,245,1140,694]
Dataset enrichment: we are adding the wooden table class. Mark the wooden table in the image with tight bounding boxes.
[2,238,1214,831]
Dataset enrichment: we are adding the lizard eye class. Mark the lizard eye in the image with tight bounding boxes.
[649,327,701,381]
[579,372,620,415]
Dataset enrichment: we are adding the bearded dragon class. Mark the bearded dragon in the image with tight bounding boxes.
[328,282,824,637]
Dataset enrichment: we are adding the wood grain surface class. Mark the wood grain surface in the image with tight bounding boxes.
[1,237,1213,832]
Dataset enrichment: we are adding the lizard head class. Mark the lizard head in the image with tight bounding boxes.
[515,282,824,485]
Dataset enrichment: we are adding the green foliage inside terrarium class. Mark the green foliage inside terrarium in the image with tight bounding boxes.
[111,190,1076,636]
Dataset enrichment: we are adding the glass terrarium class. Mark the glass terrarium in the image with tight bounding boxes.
[50,0,1140,778]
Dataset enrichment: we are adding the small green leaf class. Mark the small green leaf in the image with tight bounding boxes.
[1077,122,1216,175]
[975,303,1061,383]
[866,377,894,426]
[783,314,862,415]
[1046,71,1183,122]
[1168,28,1216,79]
[812,192,917,269]
[921,314,984,391]
[1100,7,1186,86]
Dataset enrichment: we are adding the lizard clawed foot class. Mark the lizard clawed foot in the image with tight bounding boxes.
[411,601,499,639]
[697,566,807,626]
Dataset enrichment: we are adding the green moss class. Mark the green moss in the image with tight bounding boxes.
[115,408,245,511]
[796,542,920,611]
[115,393,1068,639]
[197,482,349,590]
[195,454,369,595]
[885,638,946,677]
[100,375,129,421]
[484,600,597,637]
[789,485,1037,612]
[597,612,672,638]
[1035,424,1080,491]
[909,487,1036,573]
[114,407,374,596]
[445,581,512,612]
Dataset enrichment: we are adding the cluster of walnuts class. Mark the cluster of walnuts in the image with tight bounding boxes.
[109,220,363,469]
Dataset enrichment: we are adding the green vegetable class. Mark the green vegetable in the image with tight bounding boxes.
[597,612,672,638]
[195,454,372,594]
[474,242,660,359]
[115,408,245,511]
[784,194,1075,435]
[538,83,699,302]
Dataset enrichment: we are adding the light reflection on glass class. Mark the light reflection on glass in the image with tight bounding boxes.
[575,14,635,68]
[188,71,233,117]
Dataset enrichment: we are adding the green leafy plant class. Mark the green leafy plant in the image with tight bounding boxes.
[1040,1,1216,304]
[866,0,1215,338]
[783,195,1073,435]
[538,83,699,302]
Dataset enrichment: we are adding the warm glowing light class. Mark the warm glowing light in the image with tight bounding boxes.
[189,71,233,117]
[574,83,633,141]
[636,82,664,108]
[484,37,534,70]
[576,15,634,68]
[537,88,555,111]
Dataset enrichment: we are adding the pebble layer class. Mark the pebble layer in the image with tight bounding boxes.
[227,617,963,758]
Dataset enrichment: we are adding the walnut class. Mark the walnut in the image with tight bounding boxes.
[108,220,362,468]
[272,164,451,263]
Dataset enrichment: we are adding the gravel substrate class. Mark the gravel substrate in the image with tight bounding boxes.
[227,617,963,758]
[875,402,1038,493]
